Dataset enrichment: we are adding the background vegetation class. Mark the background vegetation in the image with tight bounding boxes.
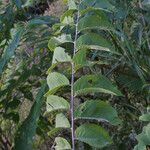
[0,0,150,150]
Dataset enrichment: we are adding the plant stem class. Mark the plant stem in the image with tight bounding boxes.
[71,62,75,150]
[70,1,80,149]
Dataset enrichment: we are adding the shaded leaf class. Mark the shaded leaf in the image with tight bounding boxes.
[27,16,57,28]
[74,100,121,125]
[78,10,113,32]
[116,74,143,93]
[80,0,115,12]
[74,74,123,96]
[76,32,115,53]
[73,49,89,67]
[0,25,24,74]
[75,123,112,148]
[12,0,22,8]
[14,84,46,150]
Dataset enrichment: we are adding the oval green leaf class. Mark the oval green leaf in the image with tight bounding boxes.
[75,123,112,148]
[78,10,113,32]
[74,74,123,96]
[47,72,70,95]
[76,32,115,53]
[55,137,71,150]
[56,113,70,128]
[48,34,73,51]
[46,95,69,113]
[74,100,121,125]
[52,47,72,64]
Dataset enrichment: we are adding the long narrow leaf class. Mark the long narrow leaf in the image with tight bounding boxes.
[14,84,46,150]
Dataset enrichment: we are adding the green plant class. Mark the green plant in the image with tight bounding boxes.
[0,0,150,149]
[134,108,150,150]
[0,1,57,149]
[45,0,123,149]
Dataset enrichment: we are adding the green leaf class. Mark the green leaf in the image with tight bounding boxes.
[73,49,100,70]
[55,113,70,128]
[60,9,76,22]
[74,74,123,96]
[134,123,150,150]
[61,16,74,25]
[134,144,146,150]
[116,74,143,93]
[46,95,69,113]
[47,128,60,137]
[12,0,22,8]
[0,25,24,74]
[142,0,150,10]
[22,0,35,7]
[52,47,72,64]
[14,84,46,150]
[68,0,77,10]
[75,123,112,148]
[80,0,115,12]
[78,10,113,32]
[27,16,57,28]
[46,72,70,95]
[76,32,115,52]
[73,49,88,67]
[48,34,73,51]
[55,137,71,150]
[74,100,121,125]
[140,113,150,122]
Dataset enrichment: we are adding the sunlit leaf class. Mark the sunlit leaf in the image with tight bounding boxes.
[134,123,150,150]
[48,34,73,51]
[46,72,70,95]
[140,113,150,122]
[68,0,77,10]
[55,137,71,150]
[55,113,70,128]
[46,95,69,113]
[52,47,72,64]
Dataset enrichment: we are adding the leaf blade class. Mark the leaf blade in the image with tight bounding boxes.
[46,72,70,95]
[46,95,69,113]
[74,74,123,96]
[14,84,46,150]
[75,123,112,148]
[74,100,121,125]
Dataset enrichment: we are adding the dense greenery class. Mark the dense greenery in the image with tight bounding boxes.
[0,0,150,150]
